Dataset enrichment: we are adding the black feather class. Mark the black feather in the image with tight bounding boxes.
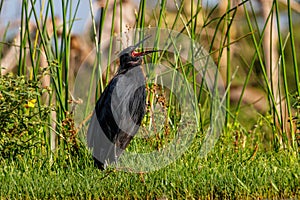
[87,50,146,169]
[87,36,158,169]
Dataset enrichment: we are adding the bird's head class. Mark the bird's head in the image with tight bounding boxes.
[118,36,160,72]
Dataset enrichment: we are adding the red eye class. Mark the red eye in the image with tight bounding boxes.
[131,51,142,57]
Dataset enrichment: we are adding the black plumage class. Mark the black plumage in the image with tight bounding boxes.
[87,36,158,169]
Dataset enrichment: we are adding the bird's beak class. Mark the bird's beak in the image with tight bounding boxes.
[131,49,162,57]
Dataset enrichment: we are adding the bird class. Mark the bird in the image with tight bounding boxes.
[87,36,159,170]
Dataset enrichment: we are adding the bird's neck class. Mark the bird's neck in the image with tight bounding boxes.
[117,64,142,75]
[117,66,145,82]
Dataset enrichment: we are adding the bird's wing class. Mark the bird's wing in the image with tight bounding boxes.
[87,77,121,166]
[111,73,145,151]
[87,70,145,167]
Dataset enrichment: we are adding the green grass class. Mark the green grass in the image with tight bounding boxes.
[0,137,299,199]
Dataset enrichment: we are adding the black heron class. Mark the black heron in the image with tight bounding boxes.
[87,36,159,170]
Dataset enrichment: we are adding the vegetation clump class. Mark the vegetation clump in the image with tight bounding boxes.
[0,74,50,159]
